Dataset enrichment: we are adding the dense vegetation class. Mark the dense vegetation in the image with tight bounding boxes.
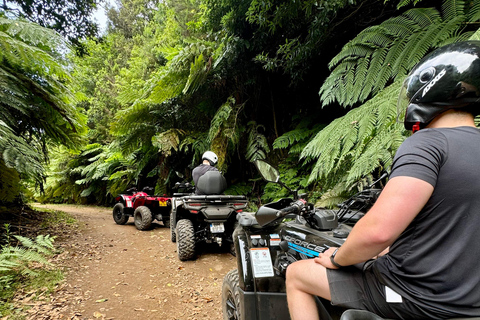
[1,0,480,211]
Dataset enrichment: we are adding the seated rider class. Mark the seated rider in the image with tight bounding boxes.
[286,41,480,319]
[192,151,219,195]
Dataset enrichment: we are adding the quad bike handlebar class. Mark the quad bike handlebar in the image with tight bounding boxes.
[278,199,307,217]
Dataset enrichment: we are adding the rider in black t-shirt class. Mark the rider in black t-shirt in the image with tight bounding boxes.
[286,41,480,319]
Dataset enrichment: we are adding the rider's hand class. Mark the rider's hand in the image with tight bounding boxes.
[314,247,340,269]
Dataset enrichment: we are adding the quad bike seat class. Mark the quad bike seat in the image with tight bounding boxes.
[196,171,227,195]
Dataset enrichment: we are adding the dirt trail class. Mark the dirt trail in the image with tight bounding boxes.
[32,204,236,320]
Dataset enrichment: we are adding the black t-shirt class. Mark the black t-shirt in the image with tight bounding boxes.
[374,126,480,317]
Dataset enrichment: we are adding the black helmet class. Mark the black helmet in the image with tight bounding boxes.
[398,41,480,131]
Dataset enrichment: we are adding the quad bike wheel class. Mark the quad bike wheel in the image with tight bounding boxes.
[176,219,195,260]
[113,203,129,225]
[222,269,242,320]
[170,209,176,242]
[134,206,153,230]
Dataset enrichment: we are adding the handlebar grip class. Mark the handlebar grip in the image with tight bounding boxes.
[279,199,307,216]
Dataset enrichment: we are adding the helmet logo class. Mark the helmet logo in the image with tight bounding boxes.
[422,69,446,97]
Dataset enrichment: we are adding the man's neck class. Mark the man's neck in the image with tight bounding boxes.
[427,110,475,129]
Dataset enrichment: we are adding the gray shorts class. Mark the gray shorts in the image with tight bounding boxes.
[326,261,435,319]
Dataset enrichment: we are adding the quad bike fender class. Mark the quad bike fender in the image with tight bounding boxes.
[239,288,290,320]
[238,288,332,320]
[116,195,135,208]
[233,226,255,291]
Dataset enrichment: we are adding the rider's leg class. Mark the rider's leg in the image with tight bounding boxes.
[286,259,331,320]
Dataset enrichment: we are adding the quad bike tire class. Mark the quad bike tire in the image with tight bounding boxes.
[176,219,195,261]
[113,203,129,225]
[134,206,153,230]
[222,269,242,320]
[170,209,176,242]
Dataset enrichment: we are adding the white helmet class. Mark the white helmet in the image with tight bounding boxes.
[202,151,218,166]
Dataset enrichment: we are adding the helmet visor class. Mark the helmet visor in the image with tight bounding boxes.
[396,80,410,125]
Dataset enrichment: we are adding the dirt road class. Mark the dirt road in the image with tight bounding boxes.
[32,204,236,320]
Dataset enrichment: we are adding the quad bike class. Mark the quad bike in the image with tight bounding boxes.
[170,170,248,261]
[221,160,384,320]
[113,186,172,231]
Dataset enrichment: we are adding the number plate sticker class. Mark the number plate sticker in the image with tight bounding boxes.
[210,223,225,233]
[159,200,167,207]
[250,248,274,278]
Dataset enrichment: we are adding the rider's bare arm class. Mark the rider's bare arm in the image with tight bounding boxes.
[317,176,433,268]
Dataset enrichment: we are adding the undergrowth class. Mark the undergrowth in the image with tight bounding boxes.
[0,207,76,318]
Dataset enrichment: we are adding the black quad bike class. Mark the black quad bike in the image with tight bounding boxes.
[221,160,384,320]
[170,170,248,261]
[113,186,172,231]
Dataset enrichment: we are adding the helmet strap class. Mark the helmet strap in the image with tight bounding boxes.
[412,122,421,133]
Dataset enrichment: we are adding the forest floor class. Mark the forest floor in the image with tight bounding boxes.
[24,204,236,320]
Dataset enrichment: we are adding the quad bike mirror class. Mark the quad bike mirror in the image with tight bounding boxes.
[254,159,300,199]
[175,171,185,179]
[254,160,280,183]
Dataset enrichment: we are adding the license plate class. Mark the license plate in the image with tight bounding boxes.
[210,223,225,233]
[159,201,167,207]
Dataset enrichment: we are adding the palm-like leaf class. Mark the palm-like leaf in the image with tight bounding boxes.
[0,18,85,194]
[302,82,405,190]
[320,1,476,107]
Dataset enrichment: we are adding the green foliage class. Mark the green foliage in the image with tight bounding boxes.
[0,227,63,318]
[0,158,21,204]
[1,0,98,50]
[246,121,270,162]
[320,0,480,107]
[273,121,325,155]
[303,82,406,192]
[0,233,55,286]
[208,97,245,171]
[0,17,85,202]
[258,163,310,204]
[246,0,359,81]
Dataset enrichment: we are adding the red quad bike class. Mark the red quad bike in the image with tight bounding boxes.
[113,187,172,231]
[221,160,385,320]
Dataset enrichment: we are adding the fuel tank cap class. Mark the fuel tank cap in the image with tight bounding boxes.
[333,229,349,238]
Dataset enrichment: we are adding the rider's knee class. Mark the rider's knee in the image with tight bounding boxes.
[285,260,302,287]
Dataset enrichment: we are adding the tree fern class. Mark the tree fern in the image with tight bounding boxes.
[208,97,245,170]
[303,81,405,191]
[320,1,476,107]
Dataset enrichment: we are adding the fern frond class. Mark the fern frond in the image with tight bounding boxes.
[320,3,471,107]
[441,0,466,20]
[151,129,186,156]
[246,122,270,162]
[304,81,404,188]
